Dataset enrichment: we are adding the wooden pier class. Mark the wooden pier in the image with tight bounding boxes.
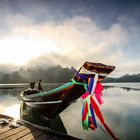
[0,114,80,140]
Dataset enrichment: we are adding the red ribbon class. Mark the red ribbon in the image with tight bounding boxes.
[90,96,120,140]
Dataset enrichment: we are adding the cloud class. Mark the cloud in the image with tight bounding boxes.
[116,59,140,74]
[17,17,124,66]
[25,53,74,69]
[0,14,139,75]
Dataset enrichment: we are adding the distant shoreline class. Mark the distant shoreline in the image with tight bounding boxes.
[0,82,139,90]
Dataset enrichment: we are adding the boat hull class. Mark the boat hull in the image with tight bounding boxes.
[20,101,68,134]
[21,84,85,119]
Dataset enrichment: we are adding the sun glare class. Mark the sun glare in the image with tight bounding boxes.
[0,37,59,65]
[3,104,20,119]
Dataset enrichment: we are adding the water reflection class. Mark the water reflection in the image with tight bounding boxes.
[0,84,140,140]
[3,104,20,119]
[61,86,140,140]
[0,95,20,119]
[105,86,140,92]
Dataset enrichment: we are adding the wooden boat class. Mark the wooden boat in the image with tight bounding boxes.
[20,62,115,120]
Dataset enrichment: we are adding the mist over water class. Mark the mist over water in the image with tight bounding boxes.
[0,83,140,140]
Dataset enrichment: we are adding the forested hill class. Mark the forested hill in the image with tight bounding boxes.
[0,66,77,83]
[0,65,139,83]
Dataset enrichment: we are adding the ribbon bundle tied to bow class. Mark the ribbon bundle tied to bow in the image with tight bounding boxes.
[81,75,119,140]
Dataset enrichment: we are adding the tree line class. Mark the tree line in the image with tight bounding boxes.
[0,65,77,83]
[102,73,140,82]
[0,65,139,83]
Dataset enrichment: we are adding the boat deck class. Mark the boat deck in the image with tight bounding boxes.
[0,114,80,140]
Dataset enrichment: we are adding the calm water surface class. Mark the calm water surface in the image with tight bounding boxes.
[0,83,140,140]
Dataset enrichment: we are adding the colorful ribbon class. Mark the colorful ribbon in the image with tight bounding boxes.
[81,75,119,140]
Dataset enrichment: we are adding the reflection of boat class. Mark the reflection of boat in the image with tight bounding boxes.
[20,62,115,119]
[20,61,115,133]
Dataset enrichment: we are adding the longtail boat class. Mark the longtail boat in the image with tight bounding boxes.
[20,61,119,139]
[20,61,115,119]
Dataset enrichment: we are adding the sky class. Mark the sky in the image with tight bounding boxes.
[0,0,140,76]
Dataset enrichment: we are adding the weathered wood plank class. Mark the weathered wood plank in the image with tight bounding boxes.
[3,127,35,140]
[0,126,27,139]
[0,126,12,134]
[17,130,45,140]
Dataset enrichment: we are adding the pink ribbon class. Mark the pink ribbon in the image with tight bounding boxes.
[94,82,104,104]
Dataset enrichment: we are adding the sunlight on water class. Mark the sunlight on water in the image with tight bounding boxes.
[0,88,21,119]
[3,104,20,119]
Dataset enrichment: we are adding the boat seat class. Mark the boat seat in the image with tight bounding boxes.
[23,89,40,96]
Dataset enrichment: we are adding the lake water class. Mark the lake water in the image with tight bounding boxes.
[0,82,140,140]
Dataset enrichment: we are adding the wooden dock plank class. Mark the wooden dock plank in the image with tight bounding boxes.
[0,126,27,139]
[17,130,45,140]
[3,127,35,140]
[0,126,12,134]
